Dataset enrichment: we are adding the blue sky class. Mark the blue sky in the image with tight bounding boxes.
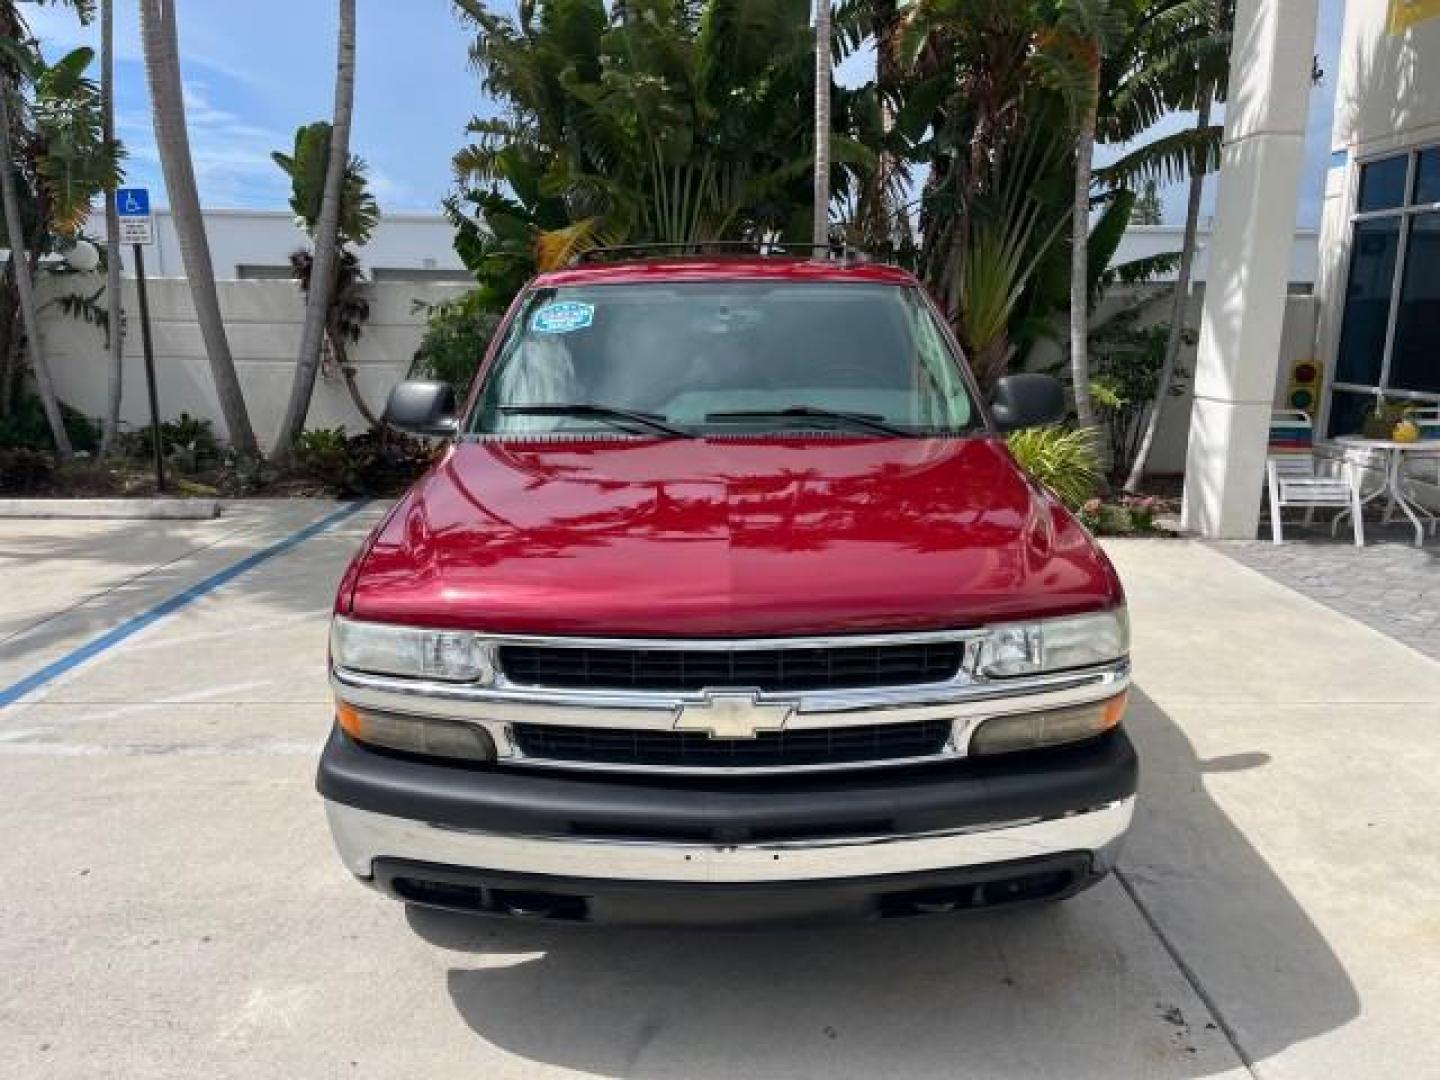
[27,0,482,212]
[28,0,1343,228]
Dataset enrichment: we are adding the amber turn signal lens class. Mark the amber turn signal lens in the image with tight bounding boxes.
[969,691,1127,757]
[335,700,365,740]
[334,699,497,762]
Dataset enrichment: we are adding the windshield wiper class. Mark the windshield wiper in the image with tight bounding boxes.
[704,406,911,437]
[498,403,694,438]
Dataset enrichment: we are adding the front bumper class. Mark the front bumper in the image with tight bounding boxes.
[317,725,1136,921]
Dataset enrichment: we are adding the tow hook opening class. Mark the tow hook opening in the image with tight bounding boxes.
[878,868,1075,917]
[391,875,590,921]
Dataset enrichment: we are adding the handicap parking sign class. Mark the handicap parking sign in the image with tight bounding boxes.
[116,187,153,244]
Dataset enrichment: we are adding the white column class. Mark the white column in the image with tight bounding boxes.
[1181,0,1320,539]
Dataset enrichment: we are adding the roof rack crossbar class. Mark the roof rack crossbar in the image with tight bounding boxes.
[574,241,872,265]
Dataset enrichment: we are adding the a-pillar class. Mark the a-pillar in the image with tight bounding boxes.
[1181,0,1320,538]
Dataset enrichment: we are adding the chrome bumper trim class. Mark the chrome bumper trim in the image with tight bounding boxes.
[324,796,1134,884]
[331,662,1128,728]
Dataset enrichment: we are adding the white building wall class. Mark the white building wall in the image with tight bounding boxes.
[1118,226,1319,289]
[81,209,1319,290]
[38,274,468,450]
[1315,0,1440,427]
[86,208,468,283]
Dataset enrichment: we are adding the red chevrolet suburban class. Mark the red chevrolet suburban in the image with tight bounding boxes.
[317,253,1135,925]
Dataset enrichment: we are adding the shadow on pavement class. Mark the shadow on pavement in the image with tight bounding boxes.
[405,687,1357,1079]
[1117,688,1362,1067]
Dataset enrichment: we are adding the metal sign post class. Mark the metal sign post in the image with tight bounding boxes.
[116,188,163,491]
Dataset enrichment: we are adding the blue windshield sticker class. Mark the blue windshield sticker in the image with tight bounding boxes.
[531,301,595,334]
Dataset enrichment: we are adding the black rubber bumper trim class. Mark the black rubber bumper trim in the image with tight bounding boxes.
[375,852,1105,926]
[316,724,1137,841]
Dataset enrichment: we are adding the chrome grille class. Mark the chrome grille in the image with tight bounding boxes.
[512,719,953,770]
[497,641,964,693]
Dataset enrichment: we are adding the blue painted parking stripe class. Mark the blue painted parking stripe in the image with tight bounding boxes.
[0,500,369,708]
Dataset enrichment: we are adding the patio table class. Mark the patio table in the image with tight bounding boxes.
[1333,435,1440,547]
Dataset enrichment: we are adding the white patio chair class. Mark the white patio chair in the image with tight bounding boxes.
[1264,411,1365,546]
[1266,455,1365,546]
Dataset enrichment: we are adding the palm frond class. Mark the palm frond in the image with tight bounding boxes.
[1006,425,1102,509]
[1096,123,1221,189]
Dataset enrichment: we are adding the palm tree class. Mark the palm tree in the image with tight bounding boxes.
[1057,0,1129,435]
[451,0,866,277]
[0,0,97,455]
[894,0,1091,390]
[98,0,123,457]
[1119,0,1232,491]
[1069,83,1099,431]
[271,122,380,428]
[138,0,258,456]
[272,0,356,466]
[849,0,909,252]
[1122,89,1211,491]
[0,77,69,456]
[813,0,833,249]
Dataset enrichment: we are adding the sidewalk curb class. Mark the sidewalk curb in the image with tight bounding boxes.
[0,498,221,520]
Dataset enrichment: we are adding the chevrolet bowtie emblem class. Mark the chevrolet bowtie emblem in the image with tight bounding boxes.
[672,692,795,739]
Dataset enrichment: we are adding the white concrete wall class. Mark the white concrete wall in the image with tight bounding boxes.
[1118,226,1318,288]
[86,208,468,283]
[81,209,1320,290]
[38,274,468,450]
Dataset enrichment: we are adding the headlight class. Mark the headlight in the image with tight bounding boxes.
[973,608,1128,678]
[330,617,492,683]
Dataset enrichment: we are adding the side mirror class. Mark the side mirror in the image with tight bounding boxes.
[990,373,1065,431]
[383,380,458,437]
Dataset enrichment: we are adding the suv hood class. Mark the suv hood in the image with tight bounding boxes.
[345,437,1122,637]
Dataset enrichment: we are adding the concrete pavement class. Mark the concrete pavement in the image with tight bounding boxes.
[0,503,1436,1078]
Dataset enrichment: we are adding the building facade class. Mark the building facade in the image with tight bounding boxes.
[1314,0,1440,437]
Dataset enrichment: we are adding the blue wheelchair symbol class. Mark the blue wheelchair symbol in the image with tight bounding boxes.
[117,188,150,217]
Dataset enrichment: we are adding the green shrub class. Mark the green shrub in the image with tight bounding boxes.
[293,427,354,491]
[293,426,436,497]
[0,447,57,493]
[121,412,220,471]
[1006,425,1102,510]
[0,393,100,453]
[1079,495,1162,536]
[410,290,501,398]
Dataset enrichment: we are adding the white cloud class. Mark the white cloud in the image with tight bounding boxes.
[117,80,291,209]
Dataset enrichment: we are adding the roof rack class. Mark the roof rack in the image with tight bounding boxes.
[574,240,874,265]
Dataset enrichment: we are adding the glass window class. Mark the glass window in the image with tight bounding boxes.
[471,283,978,436]
[1334,217,1400,386]
[1388,213,1440,394]
[1326,389,1380,437]
[1357,155,1409,211]
[1414,149,1440,204]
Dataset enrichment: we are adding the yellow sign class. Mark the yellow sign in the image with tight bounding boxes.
[1390,0,1440,33]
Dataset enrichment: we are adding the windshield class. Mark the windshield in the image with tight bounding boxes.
[468,281,978,437]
